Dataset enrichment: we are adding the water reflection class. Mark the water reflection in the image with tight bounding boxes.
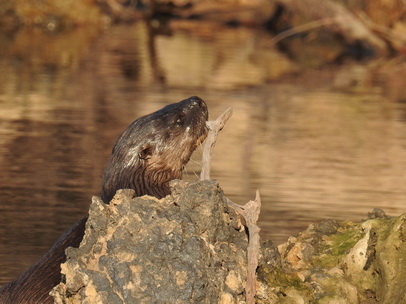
[1,21,406,284]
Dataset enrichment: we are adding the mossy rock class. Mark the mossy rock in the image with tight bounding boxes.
[264,210,406,303]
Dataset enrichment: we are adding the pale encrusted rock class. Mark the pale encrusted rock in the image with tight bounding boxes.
[265,210,406,304]
[50,179,406,304]
[51,180,250,304]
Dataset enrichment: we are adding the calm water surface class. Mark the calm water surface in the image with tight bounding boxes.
[1,22,406,284]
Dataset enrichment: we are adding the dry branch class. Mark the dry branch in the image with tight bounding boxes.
[200,107,262,304]
[200,107,233,181]
[269,17,338,45]
[226,194,261,304]
[356,11,406,51]
[277,0,388,55]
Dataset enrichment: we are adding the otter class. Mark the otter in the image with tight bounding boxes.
[0,96,209,304]
[101,95,208,202]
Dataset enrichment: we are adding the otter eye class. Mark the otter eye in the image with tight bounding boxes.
[139,145,152,160]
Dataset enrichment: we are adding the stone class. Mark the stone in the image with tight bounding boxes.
[50,179,406,303]
[51,180,250,304]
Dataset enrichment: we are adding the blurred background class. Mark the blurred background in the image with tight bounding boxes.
[0,0,405,284]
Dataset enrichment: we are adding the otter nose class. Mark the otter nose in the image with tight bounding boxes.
[180,96,208,121]
[186,96,206,110]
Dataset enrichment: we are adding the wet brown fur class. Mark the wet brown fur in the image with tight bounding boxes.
[0,96,208,304]
[101,96,208,202]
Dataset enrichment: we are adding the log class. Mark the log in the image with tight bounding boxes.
[277,0,389,56]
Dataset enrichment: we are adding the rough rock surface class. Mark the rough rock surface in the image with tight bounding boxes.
[51,179,406,304]
[258,209,406,304]
[51,180,251,304]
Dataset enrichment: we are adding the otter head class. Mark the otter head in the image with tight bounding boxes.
[101,96,209,203]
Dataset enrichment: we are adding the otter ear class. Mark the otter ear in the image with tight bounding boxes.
[139,145,152,160]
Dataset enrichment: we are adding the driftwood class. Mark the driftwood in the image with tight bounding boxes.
[200,107,261,304]
[200,107,232,181]
[356,11,406,51]
[269,17,339,45]
[226,194,261,304]
[277,0,389,55]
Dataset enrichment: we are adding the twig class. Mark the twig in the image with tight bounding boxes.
[200,107,233,181]
[269,17,339,45]
[226,193,261,304]
[200,106,262,304]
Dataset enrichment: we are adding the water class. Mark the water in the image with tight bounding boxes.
[1,21,406,285]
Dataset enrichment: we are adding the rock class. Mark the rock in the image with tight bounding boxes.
[271,213,406,303]
[51,180,251,303]
[50,179,406,303]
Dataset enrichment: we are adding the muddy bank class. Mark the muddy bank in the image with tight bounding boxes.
[51,180,406,303]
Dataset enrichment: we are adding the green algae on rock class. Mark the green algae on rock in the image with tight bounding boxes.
[271,209,406,303]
